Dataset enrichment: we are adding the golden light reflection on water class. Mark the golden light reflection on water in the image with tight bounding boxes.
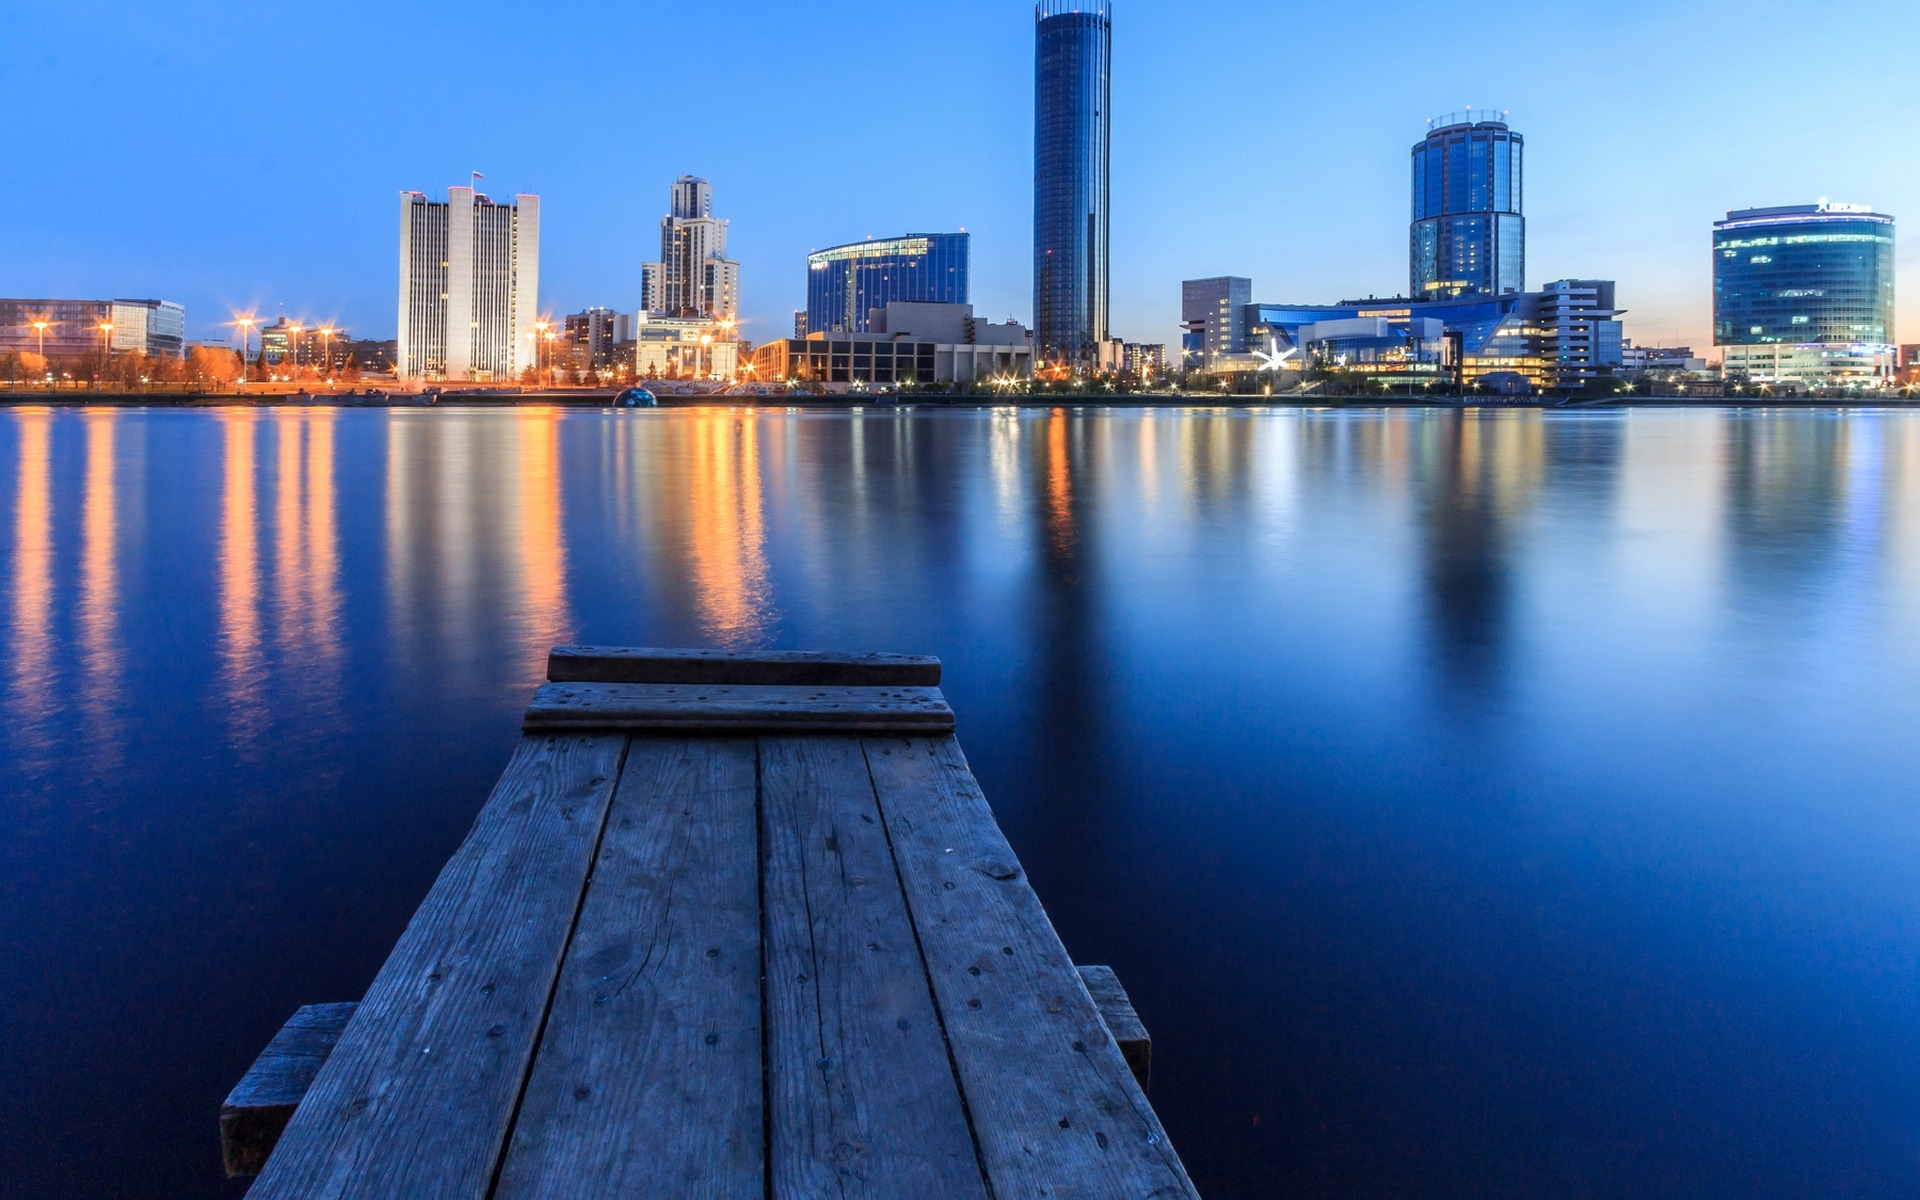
[680,408,770,646]
[9,411,53,739]
[305,412,342,670]
[218,410,266,744]
[1045,408,1075,558]
[514,408,572,683]
[11,405,1920,765]
[266,411,344,713]
[79,411,121,752]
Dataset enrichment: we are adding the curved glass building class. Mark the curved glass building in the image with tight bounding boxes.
[806,234,969,335]
[1034,0,1111,367]
[1410,112,1524,301]
[1713,205,1895,346]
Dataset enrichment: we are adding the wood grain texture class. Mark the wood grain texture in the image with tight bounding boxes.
[548,647,942,688]
[862,736,1199,1199]
[759,737,990,1199]
[494,739,764,1200]
[1076,965,1152,1093]
[246,736,628,1200]
[221,1003,361,1177]
[524,683,955,735]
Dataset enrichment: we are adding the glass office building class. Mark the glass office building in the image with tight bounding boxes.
[1034,0,1111,366]
[1410,112,1525,300]
[805,234,969,335]
[1713,204,1895,347]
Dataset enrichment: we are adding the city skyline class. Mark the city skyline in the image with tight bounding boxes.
[3,0,1916,355]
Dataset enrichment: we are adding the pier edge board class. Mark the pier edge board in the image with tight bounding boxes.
[244,735,628,1200]
[220,1003,361,1178]
[548,647,942,688]
[861,735,1199,1198]
[523,682,955,735]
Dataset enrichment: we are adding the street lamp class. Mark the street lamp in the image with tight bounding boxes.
[288,323,303,376]
[544,331,558,386]
[319,327,335,381]
[235,315,256,389]
[30,320,48,360]
[97,322,113,389]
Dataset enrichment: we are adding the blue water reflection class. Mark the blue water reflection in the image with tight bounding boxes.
[1,405,1918,1198]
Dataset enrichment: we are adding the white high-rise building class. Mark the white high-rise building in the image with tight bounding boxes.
[641,175,737,320]
[397,187,540,380]
[640,262,664,315]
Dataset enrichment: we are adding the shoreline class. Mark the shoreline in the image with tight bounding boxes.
[0,390,1911,411]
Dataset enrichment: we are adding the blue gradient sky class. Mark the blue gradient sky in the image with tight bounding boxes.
[4,0,1916,354]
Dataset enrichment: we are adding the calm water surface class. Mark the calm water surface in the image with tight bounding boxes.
[3,405,1919,1198]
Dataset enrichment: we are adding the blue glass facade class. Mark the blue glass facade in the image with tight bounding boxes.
[1713,205,1895,346]
[805,234,969,335]
[1410,114,1525,300]
[1034,0,1111,366]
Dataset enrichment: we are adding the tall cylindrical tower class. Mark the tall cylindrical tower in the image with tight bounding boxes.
[1034,0,1111,368]
[1410,111,1524,301]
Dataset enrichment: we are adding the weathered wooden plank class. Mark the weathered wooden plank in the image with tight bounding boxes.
[220,1003,360,1177]
[247,736,628,1200]
[524,682,955,735]
[759,737,990,1199]
[862,736,1198,1199]
[549,646,941,687]
[1076,965,1152,1093]
[493,739,763,1200]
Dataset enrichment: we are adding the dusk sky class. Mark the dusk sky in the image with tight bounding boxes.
[5,0,1916,355]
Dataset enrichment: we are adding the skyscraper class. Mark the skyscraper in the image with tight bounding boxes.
[397,187,540,380]
[1033,0,1111,368]
[1410,112,1524,301]
[643,176,739,320]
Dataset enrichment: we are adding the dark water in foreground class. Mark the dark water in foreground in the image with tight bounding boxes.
[3,405,1919,1199]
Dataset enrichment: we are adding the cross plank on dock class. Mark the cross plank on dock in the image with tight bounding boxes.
[242,649,1198,1199]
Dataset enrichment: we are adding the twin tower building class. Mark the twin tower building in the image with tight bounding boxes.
[396,176,737,382]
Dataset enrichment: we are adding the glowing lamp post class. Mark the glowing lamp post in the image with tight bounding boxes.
[235,316,256,390]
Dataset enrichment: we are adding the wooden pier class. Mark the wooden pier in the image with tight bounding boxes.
[229,648,1197,1198]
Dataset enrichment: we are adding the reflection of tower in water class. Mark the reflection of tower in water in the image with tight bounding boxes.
[1415,411,1542,702]
[1722,412,1849,597]
[383,411,574,685]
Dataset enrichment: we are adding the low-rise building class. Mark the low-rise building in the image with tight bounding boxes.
[0,298,185,358]
[260,319,354,371]
[1721,342,1895,387]
[623,313,738,380]
[1199,279,1623,390]
[1621,343,1707,374]
[749,301,1032,389]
